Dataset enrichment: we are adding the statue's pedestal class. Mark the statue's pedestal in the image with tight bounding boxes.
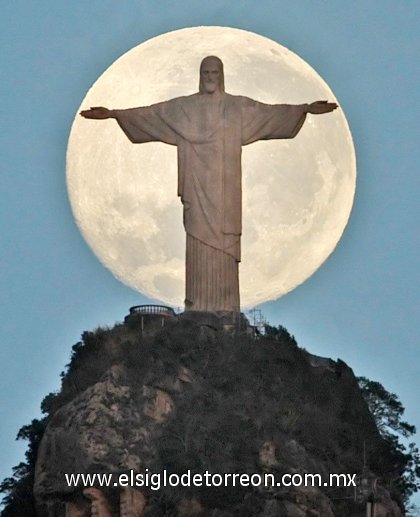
[179,310,249,331]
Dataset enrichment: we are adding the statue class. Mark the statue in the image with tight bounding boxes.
[81,56,337,313]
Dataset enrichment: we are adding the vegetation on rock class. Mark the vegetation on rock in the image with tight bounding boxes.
[1,318,417,515]
[357,376,420,503]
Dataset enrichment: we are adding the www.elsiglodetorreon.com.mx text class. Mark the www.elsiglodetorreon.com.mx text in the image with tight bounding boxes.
[65,469,357,491]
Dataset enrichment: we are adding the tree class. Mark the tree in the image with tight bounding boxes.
[0,419,46,516]
[358,377,415,439]
[263,323,297,344]
[358,376,420,502]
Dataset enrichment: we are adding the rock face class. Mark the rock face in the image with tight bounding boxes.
[33,314,403,516]
[35,365,170,496]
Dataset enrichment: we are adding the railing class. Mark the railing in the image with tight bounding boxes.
[129,305,176,317]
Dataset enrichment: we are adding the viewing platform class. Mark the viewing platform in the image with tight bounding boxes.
[128,304,177,317]
[125,305,257,335]
[124,304,177,330]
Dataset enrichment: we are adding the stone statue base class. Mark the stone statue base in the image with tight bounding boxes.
[179,310,249,331]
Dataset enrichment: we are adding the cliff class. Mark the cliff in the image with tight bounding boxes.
[5,312,406,516]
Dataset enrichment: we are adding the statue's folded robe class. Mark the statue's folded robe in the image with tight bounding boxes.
[114,94,307,263]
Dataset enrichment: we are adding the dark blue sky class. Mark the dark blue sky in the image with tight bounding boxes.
[1,0,418,505]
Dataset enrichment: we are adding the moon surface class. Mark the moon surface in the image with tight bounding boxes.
[67,27,356,308]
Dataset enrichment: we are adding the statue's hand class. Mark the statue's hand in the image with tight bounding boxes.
[79,106,114,119]
[307,100,338,114]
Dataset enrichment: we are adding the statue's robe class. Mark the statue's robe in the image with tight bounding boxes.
[114,93,307,312]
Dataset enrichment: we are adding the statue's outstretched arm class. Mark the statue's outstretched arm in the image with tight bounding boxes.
[79,106,116,119]
[80,103,178,145]
[305,100,338,115]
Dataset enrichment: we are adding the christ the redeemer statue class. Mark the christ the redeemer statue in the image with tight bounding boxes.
[81,56,337,313]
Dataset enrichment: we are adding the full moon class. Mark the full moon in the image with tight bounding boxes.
[67,27,356,308]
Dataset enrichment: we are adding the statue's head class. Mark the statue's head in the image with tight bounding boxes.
[199,56,225,94]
